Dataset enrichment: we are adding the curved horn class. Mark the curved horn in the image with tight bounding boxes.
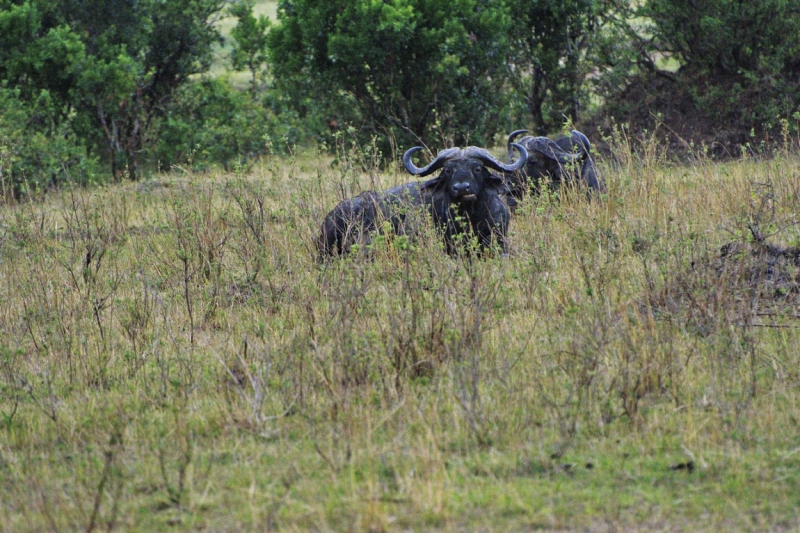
[569,130,592,155]
[507,129,529,161]
[402,146,462,177]
[464,143,528,173]
[527,137,582,164]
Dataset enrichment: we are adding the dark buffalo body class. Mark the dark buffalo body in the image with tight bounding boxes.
[504,129,604,198]
[317,182,423,258]
[317,144,528,259]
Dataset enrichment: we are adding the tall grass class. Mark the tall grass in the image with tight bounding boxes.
[2,133,800,531]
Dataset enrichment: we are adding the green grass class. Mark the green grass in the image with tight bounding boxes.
[214,0,277,40]
[2,134,800,531]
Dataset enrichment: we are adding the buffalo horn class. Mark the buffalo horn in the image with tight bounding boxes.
[569,130,592,154]
[464,144,528,173]
[527,137,582,164]
[507,129,529,161]
[402,146,462,177]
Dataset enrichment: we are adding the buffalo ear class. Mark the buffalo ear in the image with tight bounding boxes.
[420,176,443,190]
[485,171,505,186]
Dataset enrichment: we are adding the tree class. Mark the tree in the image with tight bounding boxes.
[0,0,227,182]
[229,0,272,96]
[0,85,99,199]
[637,0,800,132]
[267,0,516,150]
[644,0,800,78]
[0,1,97,196]
[67,0,227,180]
[505,0,604,134]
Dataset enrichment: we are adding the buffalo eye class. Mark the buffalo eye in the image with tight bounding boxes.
[472,163,483,174]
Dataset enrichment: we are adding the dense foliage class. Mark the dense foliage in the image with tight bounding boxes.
[0,85,99,198]
[643,0,800,129]
[267,0,517,150]
[506,0,601,134]
[229,0,272,95]
[154,77,300,171]
[0,0,226,195]
[645,0,800,77]
[1,0,800,198]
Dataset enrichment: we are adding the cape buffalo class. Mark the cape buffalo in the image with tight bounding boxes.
[504,129,604,198]
[317,144,528,259]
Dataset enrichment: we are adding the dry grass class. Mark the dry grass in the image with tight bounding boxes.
[2,133,800,532]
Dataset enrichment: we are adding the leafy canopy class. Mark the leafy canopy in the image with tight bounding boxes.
[506,0,602,134]
[0,0,226,189]
[642,0,800,130]
[268,0,516,150]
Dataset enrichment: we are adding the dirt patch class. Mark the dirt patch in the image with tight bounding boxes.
[650,240,800,332]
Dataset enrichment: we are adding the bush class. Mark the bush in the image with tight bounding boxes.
[0,0,228,182]
[154,77,302,171]
[267,0,517,150]
[643,0,800,132]
[0,87,99,200]
[506,0,603,134]
[646,0,800,77]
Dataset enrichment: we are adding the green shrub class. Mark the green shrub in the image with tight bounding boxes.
[229,0,272,96]
[506,0,603,134]
[0,0,227,182]
[643,0,800,130]
[646,0,800,77]
[154,77,301,171]
[267,0,517,150]
[0,87,99,199]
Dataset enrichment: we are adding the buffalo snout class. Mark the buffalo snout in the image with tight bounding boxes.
[450,180,477,201]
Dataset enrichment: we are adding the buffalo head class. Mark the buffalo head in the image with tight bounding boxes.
[402,144,527,254]
[506,129,604,196]
[402,143,528,201]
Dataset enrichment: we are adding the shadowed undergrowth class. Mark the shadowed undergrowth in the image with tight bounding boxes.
[2,136,800,532]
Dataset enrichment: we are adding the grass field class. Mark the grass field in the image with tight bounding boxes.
[2,131,800,532]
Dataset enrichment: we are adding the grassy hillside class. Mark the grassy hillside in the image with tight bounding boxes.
[210,0,278,84]
[2,133,800,531]
[215,0,277,36]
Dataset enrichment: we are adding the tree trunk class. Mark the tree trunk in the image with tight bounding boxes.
[528,66,547,134]
[125,115,141,181]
